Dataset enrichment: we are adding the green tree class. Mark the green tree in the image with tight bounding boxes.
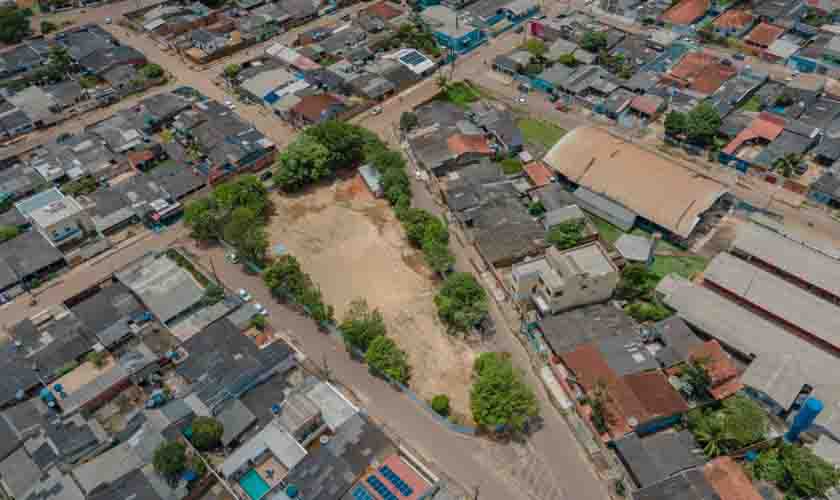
[340,298,386,351]
[624,300,671,322]
[275,135,331,191]
[431,394,450,416]
[365,336,410,384]
[615,264,659,300]
[223,207,259,246]
[237,226,268,264]
[685,102,722,146]
[546,219,585,250]
[381,167,411,206]
[40,20,57,34]
[191,416,224,451]
[400,112,419,131]
[580,30,608,52]
[678,358,711,401]
[85,350,108,368]
[263,255,308,298]
[184,198,221,242]
[422,237,454,274]
[303,121,376,172]
[0,225,19,243]
[687,395,767,457]
[557,53,578,67]
[224,63,241,79]
[470,352,538,432]
[774,153,801,178]
[0,7,31,44]
[523,39,547,61]
[434,272,488,333]
[664,111,688,138]
[212,175,269,217]
[153,441,187,480]
[201,283,225,306]
[779,444,840,498]
[400,208,437,246]
[141,64,164,79]
[250,314,267,331]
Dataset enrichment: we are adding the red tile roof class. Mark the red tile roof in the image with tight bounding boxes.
[661,0,710,25]
[704,457,764,500]
[562,345,689,436]
[713,10,754,29]
[629,95,664,116]
[744,23,785,48]
[292,94,342,123]
[666,52,737,95]
[688,340,743,400]
[523,161,553,187]
[447,134,492,155]
[364,1,403,20]
[722,112,785,155]
[624,371,690,419]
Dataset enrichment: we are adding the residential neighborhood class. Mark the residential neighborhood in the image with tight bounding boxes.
[4,0,840,499]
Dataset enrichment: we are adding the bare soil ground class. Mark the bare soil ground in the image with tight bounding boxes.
[266,176,476,420]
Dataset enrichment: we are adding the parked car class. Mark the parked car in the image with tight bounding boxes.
[238,289,251,301]
[371,106,383,115]
[733,53,745,61]
[254,303,269,316]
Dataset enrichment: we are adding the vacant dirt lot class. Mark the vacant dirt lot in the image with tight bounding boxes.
[267,176,476,420]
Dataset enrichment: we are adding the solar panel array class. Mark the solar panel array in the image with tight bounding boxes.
[399,51,428,66]
[367,476,398,500]
[353,485,375,500]
[379,466,414,496]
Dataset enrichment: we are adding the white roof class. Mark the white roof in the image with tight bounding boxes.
[732,222,840,300]
[221,422,307,478]
[28,196,84,228]
[767,39,800,59]
[704,253,840,350]
[241,68,296,99]
[394,48,436,75]
[266,43,300,64]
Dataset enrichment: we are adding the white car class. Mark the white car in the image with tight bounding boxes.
[517,95,527,104]
[105,17,112,24]
[371,106,383,115]
[254,303,268,316]
[238,288,251,301]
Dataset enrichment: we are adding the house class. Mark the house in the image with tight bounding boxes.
[535,302,637,356]
[523,160,554,189]
[78,45,146,76]
[114,252,205,325]
[543,127,728,242]
[633,457,764,500]
[712,9,755,37]
[175,317,295,413]
[706,70,768,118]
[660,0,710,26]
[609,35,661,72]
[0,229,65,301]
[408,126,494,176]
[614,233,655,264]
[421,5,486,55]
[288,93,346,127]
[660,52,737,96]
[627,94,666,121]
[744,22,786,52]
[613,431,705,488]
[752,0,806,26]
[15,188,94,249]
[561,343,689,436]
[7,86,60,129]
[88,111,146,153]
[515,242,619,315]
[0,163,44,204]
[534,64,617,98]
[467,100,524,154]
[0,42,50,79]
[146,161,205,200]
[472,195,547,267]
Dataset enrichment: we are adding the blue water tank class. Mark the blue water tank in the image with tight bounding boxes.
[286,485,299,498]
[786,398,823,443]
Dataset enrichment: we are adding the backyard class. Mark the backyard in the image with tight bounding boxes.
[517,118,566,150]
[265,176,478,421]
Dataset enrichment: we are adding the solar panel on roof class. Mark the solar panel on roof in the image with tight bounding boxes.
[353,485,375,500]
[379,466,414,496]
[399,51,428,66]
[367,477,398,500]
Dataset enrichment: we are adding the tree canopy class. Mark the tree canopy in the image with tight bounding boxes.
[615,264,660,301]
[684,103,721,146]
[580,31,608,52]
[275,134,332,191]
[664,110,688,138]
[262,255,334,323]
[400,112,418,131]
[749,444,840,499]
[224,64,241,79]
[153,441,187,480]
[141,63,164,79]
[434,272,488,332]
[0,8,31,45]
[470,352,538,432]
[546,219,586,250]
[365,335,410,384]
[191,417,224,451]
[687,394,767,457]
[523,39,547,59]
[340,298,387,351]
[0,225,19,243]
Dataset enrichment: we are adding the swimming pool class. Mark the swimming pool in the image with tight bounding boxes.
[239,469,271,500]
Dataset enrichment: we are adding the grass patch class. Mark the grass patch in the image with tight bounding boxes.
[739,94,761,112]
[650,255,709,280]
[500,157,523,174]
[440,82,480,108]
[517,118,566,150]
[590,216,624,244]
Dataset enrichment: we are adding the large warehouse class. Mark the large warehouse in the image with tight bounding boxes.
[543,127,728,240]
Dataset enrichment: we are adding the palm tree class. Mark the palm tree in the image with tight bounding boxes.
[689,409,731,458]
[435,74,450,92]
[774,153,802,178]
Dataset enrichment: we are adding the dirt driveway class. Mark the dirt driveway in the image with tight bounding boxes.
[266,176,477,421]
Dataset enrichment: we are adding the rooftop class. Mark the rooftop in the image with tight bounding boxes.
[713,9,753,29]
[538,303,639,355]
[0,230,65,290]
[744,22,785,47]
[613,430,705,487]
[114,253,204,325]
[543,127,727,238]
[660,0,710,25]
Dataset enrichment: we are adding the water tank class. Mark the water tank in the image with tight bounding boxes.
[286,485,299,498]
[785,398,823,443]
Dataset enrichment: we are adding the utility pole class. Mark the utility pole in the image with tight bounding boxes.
[472,485,480,500]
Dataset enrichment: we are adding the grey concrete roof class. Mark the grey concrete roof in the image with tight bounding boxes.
[543,205,585,229]
[472,195,547,265]
[0,448,42,499]
[305,381,357,432]
[572,187,637,232]
[732,222,840,300]
[598,333,658,377]
[651,317,703,368]
[615,234,654,262]
[0,231,65,290]
[115,253,204,325]
[614,431,705,487]
[538,303,638,355]
[633,469,719,500]
[70,282,143,336]
[22,467,84,500]
[216,398,257,447]
[704,253,840,350]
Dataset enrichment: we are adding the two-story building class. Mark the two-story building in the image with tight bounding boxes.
[421,5,487,55]
[15,188,94,250]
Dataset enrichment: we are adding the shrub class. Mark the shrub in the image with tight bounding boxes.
[140,63,164,79]
[340,298,386,351]
[365,336,410,384]
[434,273,488,333]
[153,441,186,479]
[86,351,108,368]
[470,352,538,432]
[431,394,450,416]
[0,225,19,243]
[546,219,586,250]
[624,301,672,322]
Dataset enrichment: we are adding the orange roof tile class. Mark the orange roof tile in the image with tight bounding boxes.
[364,1,403,20]
[661,0,710,25]
[447,134,492,155]
[629,95,664,116]
[667,52,736,95]
[292,94,343,123]
[704,457,764,500]
[624,371,690,419]
[523,161,553,187]
[744,23,785,48]
[713,10,753,29]
[688,340,743,400]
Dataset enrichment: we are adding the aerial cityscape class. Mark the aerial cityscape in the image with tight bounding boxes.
[1,0,840,499]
